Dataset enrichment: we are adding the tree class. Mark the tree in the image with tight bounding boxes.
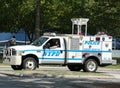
[18,0,36,42]
[35,0,40,39]
[79,0,120,36]
[0,0,22,32]
[0,0,120,42]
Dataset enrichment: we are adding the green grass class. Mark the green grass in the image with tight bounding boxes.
[105,58,120,69]
[106,64,120,69]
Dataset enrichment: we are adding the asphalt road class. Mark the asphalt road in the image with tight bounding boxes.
[0,66,120,88]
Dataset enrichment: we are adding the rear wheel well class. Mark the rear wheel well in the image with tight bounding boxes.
[83,56,100,72]
[22,54,39,67]
[84,56,100,66]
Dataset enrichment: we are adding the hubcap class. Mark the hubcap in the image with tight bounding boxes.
[26,60,35,70]
[87,61,96,71]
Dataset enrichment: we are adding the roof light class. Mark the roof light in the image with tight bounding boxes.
[43,33,56,36]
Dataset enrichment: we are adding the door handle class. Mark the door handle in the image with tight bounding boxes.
[60,50,63,53]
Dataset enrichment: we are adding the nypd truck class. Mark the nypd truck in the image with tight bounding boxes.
[3,18,112,72]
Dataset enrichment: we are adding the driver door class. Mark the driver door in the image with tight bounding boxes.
[42,38,65,64]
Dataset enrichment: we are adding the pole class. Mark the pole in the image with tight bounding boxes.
[85,24,87,36]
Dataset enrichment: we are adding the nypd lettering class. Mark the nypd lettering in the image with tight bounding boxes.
[43,50,60,56]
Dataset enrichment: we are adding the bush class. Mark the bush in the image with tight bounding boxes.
[113,58,120,64]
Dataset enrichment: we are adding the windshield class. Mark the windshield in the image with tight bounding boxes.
[31,37,48,46]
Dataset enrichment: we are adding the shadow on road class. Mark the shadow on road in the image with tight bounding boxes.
[0,72,120,88]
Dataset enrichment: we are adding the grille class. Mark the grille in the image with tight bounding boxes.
[4,48,16,56]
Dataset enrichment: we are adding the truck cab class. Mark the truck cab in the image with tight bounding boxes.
[3,34,67,70]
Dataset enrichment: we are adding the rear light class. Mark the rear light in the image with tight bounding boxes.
[96,37,100,41]
[109,36,112,39]
[82,53,89,58]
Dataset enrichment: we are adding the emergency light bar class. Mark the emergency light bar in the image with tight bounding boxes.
[43,33,56,36]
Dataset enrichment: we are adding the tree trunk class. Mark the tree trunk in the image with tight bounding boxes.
[35,0,40,39]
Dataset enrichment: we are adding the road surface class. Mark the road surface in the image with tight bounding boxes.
[0,66,120,88]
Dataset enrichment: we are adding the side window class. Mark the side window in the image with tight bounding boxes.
[46,39,61,49]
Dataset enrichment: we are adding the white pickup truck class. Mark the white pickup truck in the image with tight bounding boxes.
[3,18,113,72]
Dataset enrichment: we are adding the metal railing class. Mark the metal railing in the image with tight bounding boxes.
[0,40,30,55]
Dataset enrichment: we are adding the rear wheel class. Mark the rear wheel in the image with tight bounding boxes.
[23,57,37,70]
[83,59,98,72]
[11,65,22,70]
[67,65,83,71]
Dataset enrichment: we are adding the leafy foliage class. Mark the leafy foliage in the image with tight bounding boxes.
[0,0,120,41]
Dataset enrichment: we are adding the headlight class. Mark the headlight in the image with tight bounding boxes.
[18,51,25,56]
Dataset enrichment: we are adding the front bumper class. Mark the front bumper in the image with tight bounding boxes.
[3,56,22,65]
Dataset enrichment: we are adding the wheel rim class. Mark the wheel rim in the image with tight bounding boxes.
[25,60,35,70]
[87,61,96,71]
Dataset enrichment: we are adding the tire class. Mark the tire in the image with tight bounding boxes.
[67,65,83,71]
[83,59,98,72]
[23,57,37,70]
[11,65,22,70]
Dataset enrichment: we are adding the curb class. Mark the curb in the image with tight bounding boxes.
[0,71,23,77]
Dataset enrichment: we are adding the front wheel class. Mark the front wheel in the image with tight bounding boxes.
[83,59,98,72]
[23,57,37,70]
